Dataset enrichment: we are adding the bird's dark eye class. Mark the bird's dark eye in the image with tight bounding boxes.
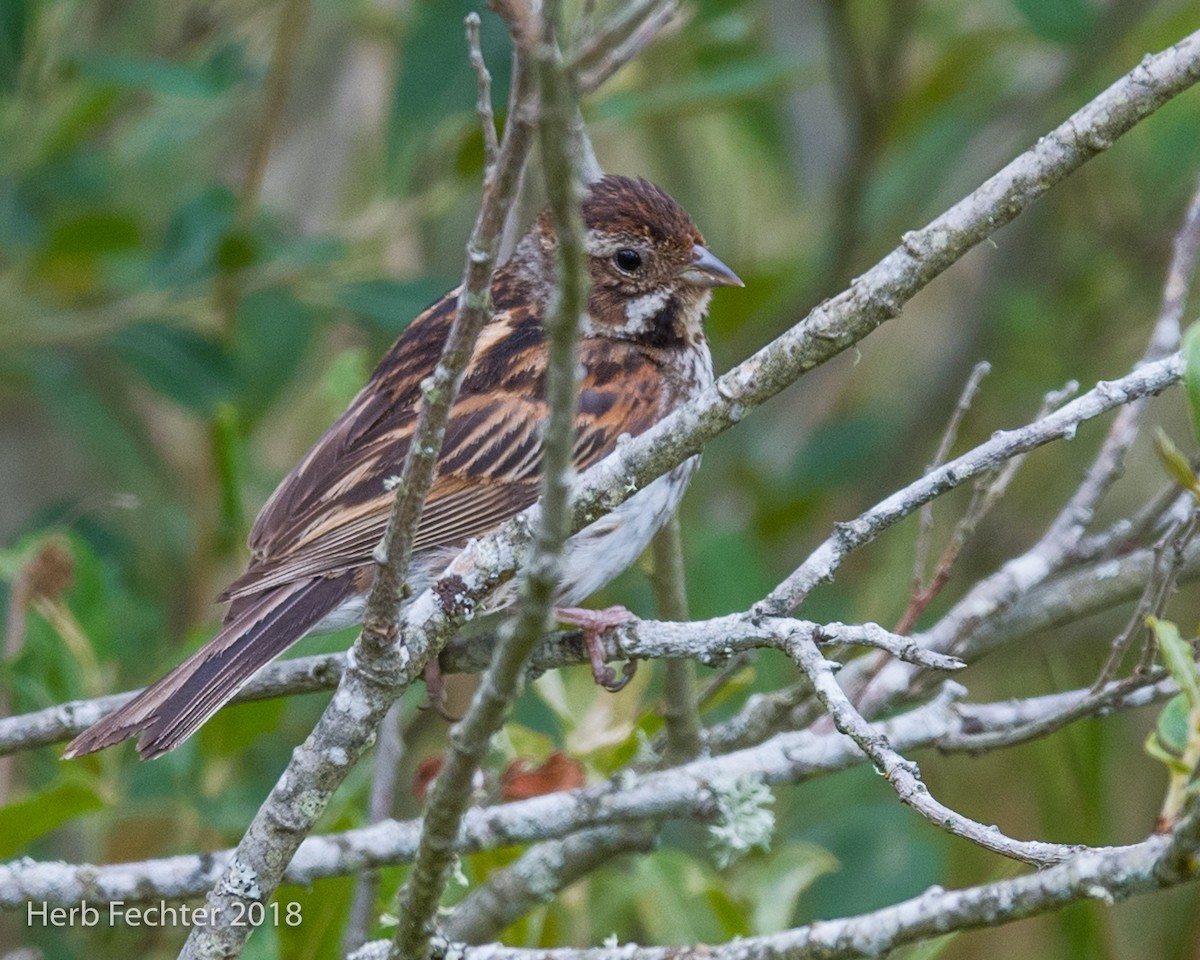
[614,248,642,273]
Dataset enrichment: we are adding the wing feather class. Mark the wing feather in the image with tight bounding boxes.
[223,284,667,603]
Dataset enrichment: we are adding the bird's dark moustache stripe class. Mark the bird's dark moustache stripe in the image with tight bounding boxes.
[640,295,686,349]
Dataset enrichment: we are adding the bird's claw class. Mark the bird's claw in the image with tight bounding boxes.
[556,605,638,692]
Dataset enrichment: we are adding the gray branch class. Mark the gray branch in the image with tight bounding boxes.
[349,805,1200,960]
[6,20,1200,960]
[3,679,1177,911]
[788,634,1079,866]
[759,352,1184,617]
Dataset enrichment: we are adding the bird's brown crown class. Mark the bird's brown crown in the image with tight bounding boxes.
[582,175,705,251]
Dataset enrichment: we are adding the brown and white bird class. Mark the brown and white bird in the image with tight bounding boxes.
[64,175,742,760]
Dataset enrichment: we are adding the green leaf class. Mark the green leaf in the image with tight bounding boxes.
[232,288,317,417]
[893,933,962,960]
[23,349,162,490]
[1148,617,1200,710]
[1009,0,1099,45]
[152,188,238,286]
[45,211,140,256]
[0,778,104,858]
[0,0,29,93]
[1144,729,1192,774]
[627,848,750,943]
[1156,693,1192,757]
[1182,322,1200,445]
[1152,428,1200,496]
[385,1,512,190]
[276,878,356,960]
[590,56,810,124]
[109,321,233,413]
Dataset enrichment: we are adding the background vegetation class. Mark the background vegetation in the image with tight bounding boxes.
[3,0,1200,957]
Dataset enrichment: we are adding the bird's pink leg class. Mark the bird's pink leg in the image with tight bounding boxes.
[556,605,638,691]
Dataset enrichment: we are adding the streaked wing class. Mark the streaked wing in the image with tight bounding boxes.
[222,281,666,603]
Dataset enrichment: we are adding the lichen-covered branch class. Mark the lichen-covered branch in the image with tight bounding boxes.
[5,679,1178,911]
[349,807,1200,960]
[787,633,1078,866]
[760,352,1184,617]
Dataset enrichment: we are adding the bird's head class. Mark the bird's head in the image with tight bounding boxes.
[513,175,742,348]
[579,175,742,347]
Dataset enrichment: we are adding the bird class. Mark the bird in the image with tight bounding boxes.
[64,174,743,760]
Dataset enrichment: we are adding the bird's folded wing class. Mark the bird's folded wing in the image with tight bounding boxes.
[222,291,665,603]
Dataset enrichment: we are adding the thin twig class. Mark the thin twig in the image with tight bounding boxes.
[758,353,1184,619]
[5,679,1180,911]
[0,616,958,757]
[914,174,1200,671]
[569,0,677,91]
[898,360,990,633]
[342,701,406,956]
[442,824,657,944]
[466,13,500,174]
[944,674,1173,753]
[1050,172,1200,545]
[349,823,1200,960]
[787,634,1078,866]
[651,514,704,763]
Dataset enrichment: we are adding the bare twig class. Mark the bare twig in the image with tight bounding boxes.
[759,353,1184,619]
[787,634,1078,866]
[913,175,1200,673]
[4,679,1180,912]
[349,821,1200,960]
[342,701,406,956]
[0,616,957,757]
[945,674,1174,753]
[466,13,500,174]
[898,360,990,633]
[1051,172,1200,548]
[651,514,704,764]
[570,0,678,93]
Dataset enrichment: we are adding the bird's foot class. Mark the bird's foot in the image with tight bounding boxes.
[556,605,638,692]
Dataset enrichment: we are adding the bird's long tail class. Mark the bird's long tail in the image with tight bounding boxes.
[64,574,354,760]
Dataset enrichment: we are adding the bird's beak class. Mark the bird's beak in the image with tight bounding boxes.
[679,245,744,288]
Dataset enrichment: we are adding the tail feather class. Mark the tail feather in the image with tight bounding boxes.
[64,575,354,760]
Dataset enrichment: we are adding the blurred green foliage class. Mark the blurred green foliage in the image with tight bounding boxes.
[2,0,1200,957]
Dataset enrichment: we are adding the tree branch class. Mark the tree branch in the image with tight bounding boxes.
[787,633,1078,866]
[650,514,704,764]
[7,679,1180,911]
[760,353,1184,617]
[441,824,657,945]
[349,815,1200,960]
